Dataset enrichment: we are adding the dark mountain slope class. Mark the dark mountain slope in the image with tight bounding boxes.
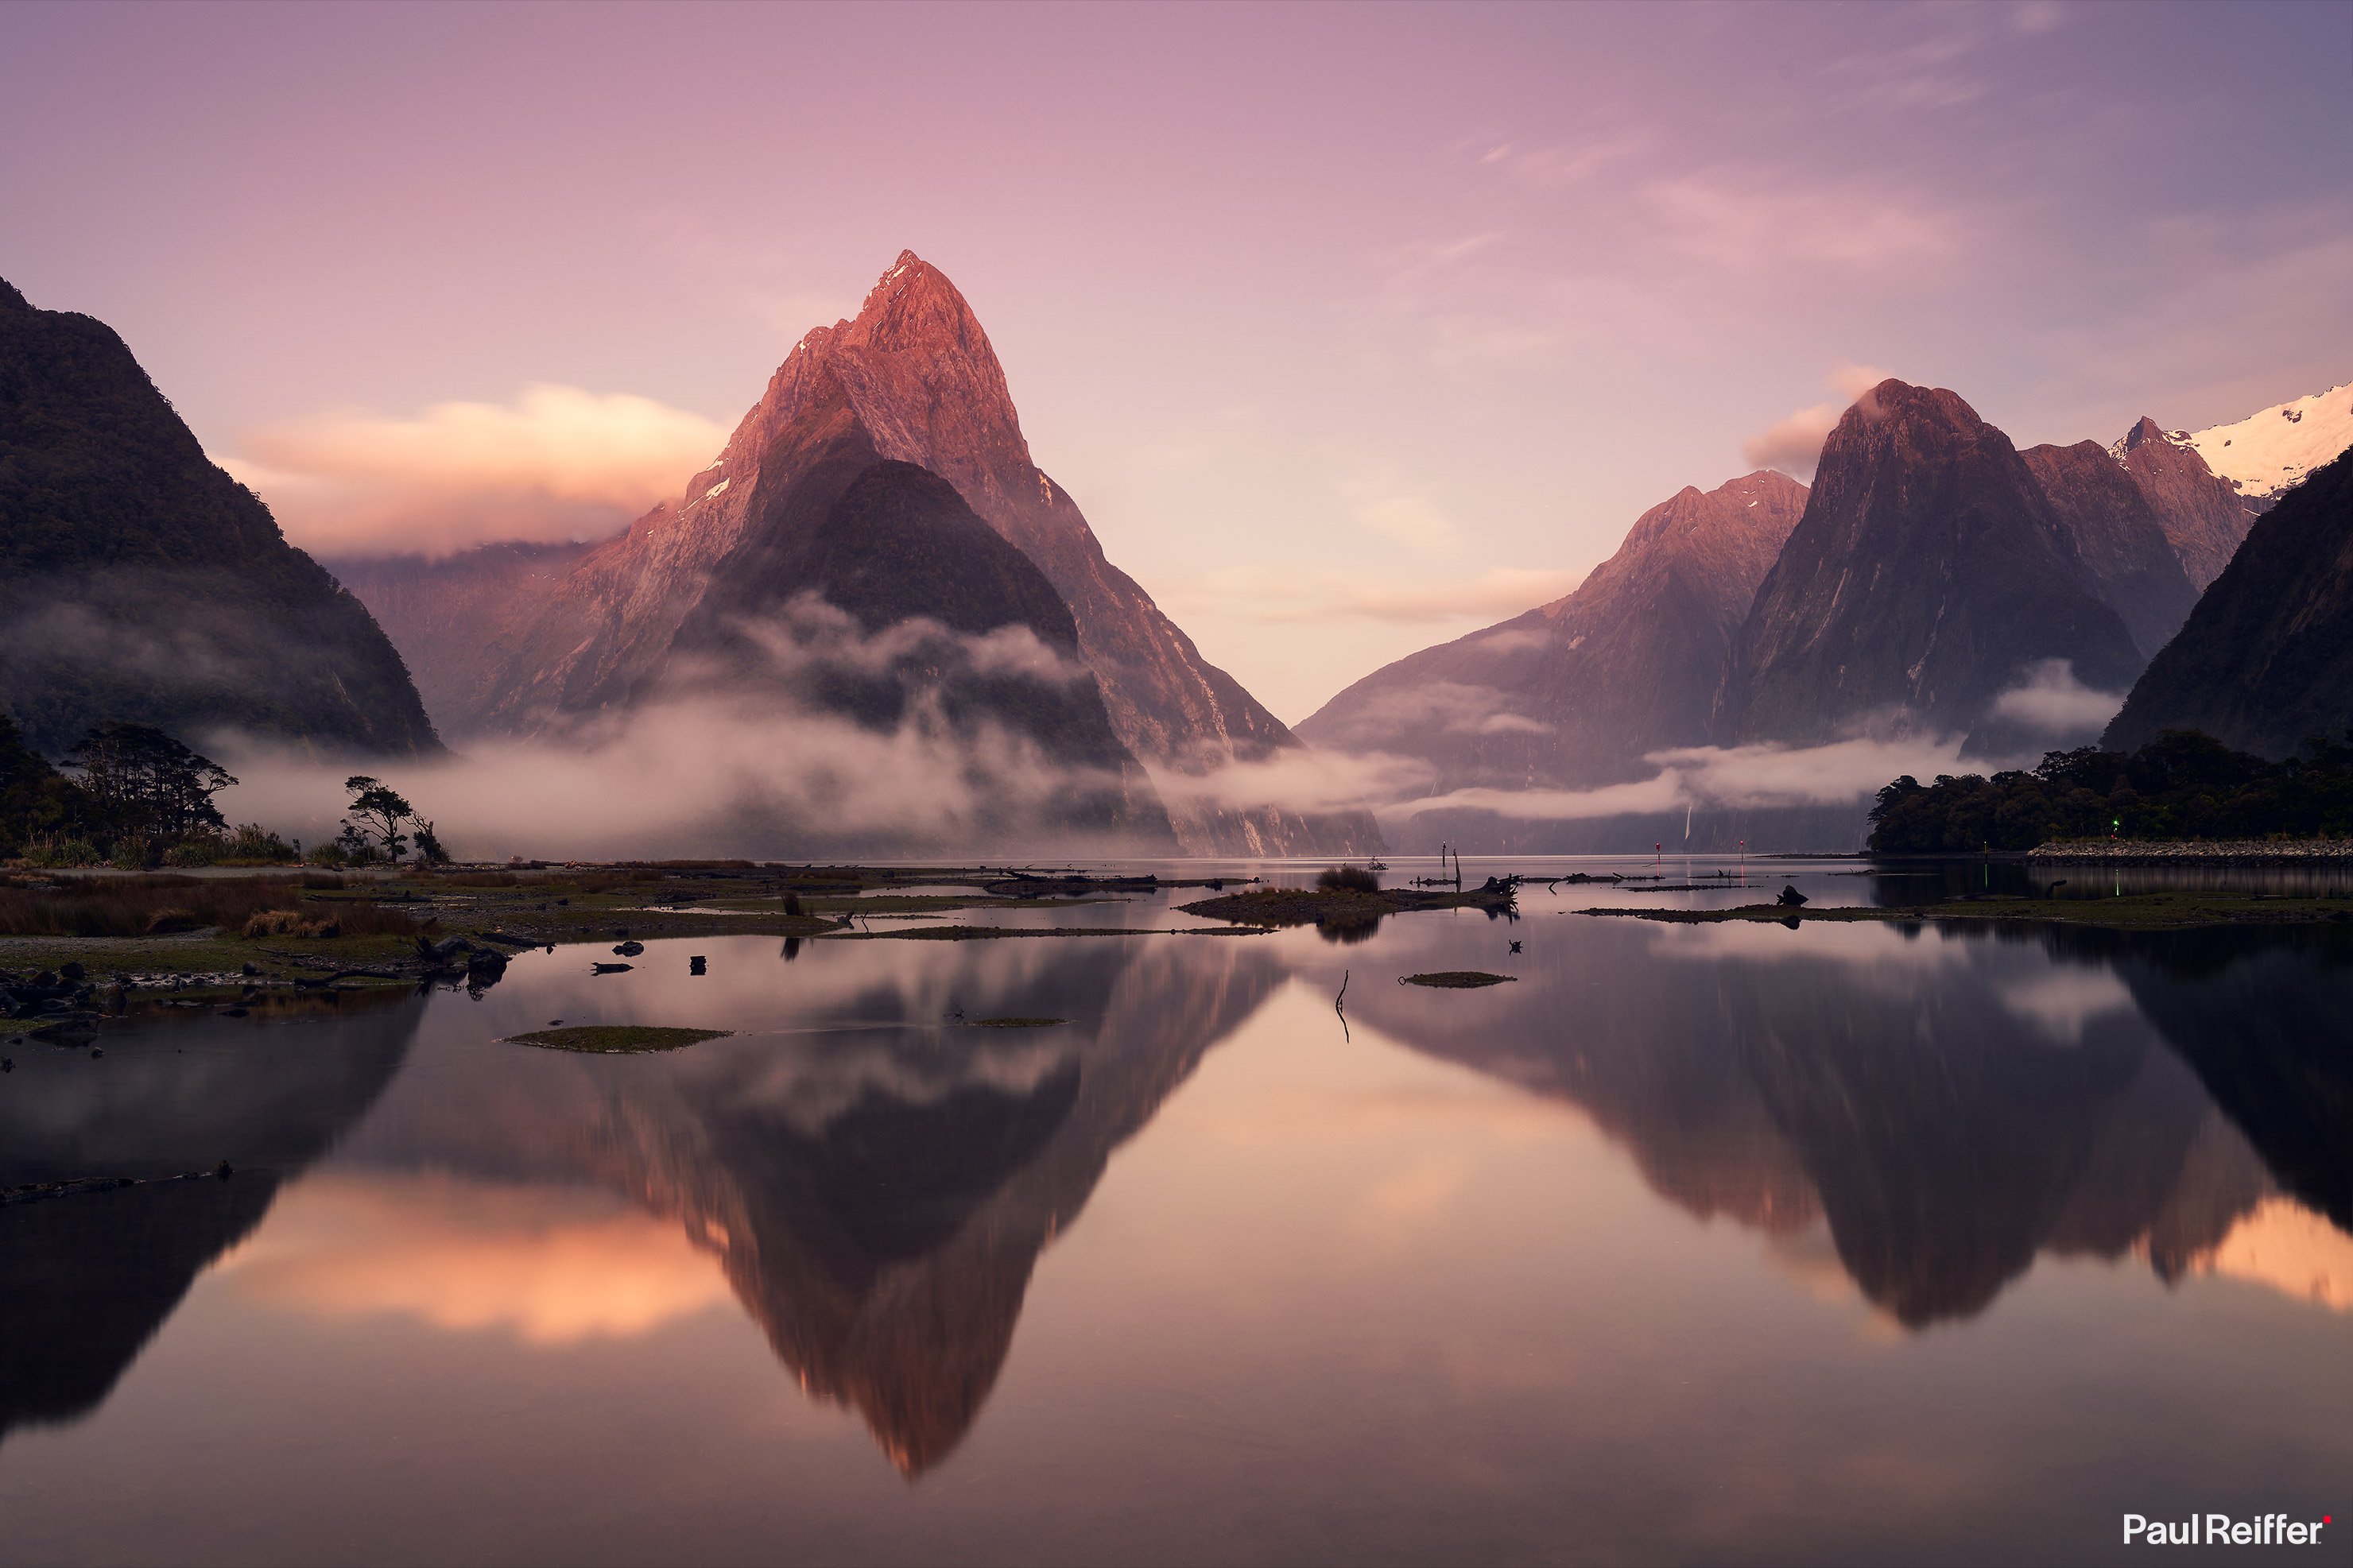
[2018,440,2201,660]
[2111,416,2259,590]
[0,277,439,759]
[2103,447,2353,759]
[1722,381,2143,747]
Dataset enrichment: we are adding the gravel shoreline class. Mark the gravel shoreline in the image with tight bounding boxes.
[2028,839,2353,864]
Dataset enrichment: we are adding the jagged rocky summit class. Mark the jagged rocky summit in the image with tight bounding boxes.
[343,252,1378,858]
[1721,380,2144,749]
[0,277,440,759]
[2103,445,2353,759]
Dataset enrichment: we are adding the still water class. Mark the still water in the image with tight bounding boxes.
[3,858,2348,1566]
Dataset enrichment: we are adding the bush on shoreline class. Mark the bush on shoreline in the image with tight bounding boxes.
[1868,729,2353,853]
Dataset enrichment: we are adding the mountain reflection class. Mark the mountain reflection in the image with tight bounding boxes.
[333,937,1285,1474]
[0,990,423,1446]
[1351,920,2352,1327]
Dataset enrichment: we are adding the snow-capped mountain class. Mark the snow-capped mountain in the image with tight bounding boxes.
[2113,379,2353,507]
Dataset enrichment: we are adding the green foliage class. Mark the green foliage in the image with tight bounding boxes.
[0,711,91,856]
[64,722,236,838]
[411,818,450,865]
[341,774,416,861]
[1868,729,2353,851]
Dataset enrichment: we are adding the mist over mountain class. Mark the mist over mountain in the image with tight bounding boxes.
[1298,471,1823,850]
[0,277,440,760]
[1720,380,2144,750]
[2103,446,2353,760]
[336,254,1374,858]
[328,541,593,738]
[1301,471,1806,788]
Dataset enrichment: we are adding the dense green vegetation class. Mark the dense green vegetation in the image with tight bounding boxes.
[1868,729,2353,852]
[0,713,296,866]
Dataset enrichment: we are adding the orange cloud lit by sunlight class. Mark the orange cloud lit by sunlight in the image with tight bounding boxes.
[2179,1197,2353,1313]
[216,1170,735,1344]
[219,384,731,559]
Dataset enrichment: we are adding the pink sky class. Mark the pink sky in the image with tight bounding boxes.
[3,0,2346,722]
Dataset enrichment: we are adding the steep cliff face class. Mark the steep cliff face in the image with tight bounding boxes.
[432,253,1373,856]
[2018,440,2200,660]
[0,278,440,759]
[1298,470,1806,792]
[2103,447,2353,759]
[2110,416,2257,591]
[1721,381,2144,746]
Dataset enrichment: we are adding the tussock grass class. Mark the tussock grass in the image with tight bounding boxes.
[1316,865,1382,893]
[0,874,304,938]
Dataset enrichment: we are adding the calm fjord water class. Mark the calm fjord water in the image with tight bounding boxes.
[3,859,2347,1566]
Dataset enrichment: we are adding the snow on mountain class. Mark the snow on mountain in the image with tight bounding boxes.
[2146,379,2353,504]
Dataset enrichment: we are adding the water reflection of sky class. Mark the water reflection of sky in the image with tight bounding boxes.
[1,901,2347,1565]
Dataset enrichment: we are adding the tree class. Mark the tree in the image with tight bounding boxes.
[64,723,236,838]
[341,775,416,861]
[411,819,450,865]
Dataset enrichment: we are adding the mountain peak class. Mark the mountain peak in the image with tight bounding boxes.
[0,277,28,312]
[2109,416,2190,464]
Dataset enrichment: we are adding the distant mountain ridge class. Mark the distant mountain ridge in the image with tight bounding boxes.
[1298,470,1807,792]
[0,277,440,760]
[2178,379,2353,508]
[2109,416,2262,591]
[1296,374,2305,854]
[2016,439,2200,660]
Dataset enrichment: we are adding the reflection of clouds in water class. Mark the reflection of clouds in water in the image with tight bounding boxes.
[218,1171,734,1344]
[1352,1153,1478,1243]
[722,1032,1080,1140]
[2180,1197,2353,1313]
[1646,919,1979,981]
[1995,968,2137,1046]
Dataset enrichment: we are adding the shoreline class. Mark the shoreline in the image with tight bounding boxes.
[2026,839,2353,864]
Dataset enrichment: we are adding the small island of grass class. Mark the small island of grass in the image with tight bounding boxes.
[1400,971,1518,988]
[503,1025,732,1053]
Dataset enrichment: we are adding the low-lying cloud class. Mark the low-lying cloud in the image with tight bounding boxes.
[1984,658,2126,737]
[207,606,1161,860]
[219,384,730,560]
